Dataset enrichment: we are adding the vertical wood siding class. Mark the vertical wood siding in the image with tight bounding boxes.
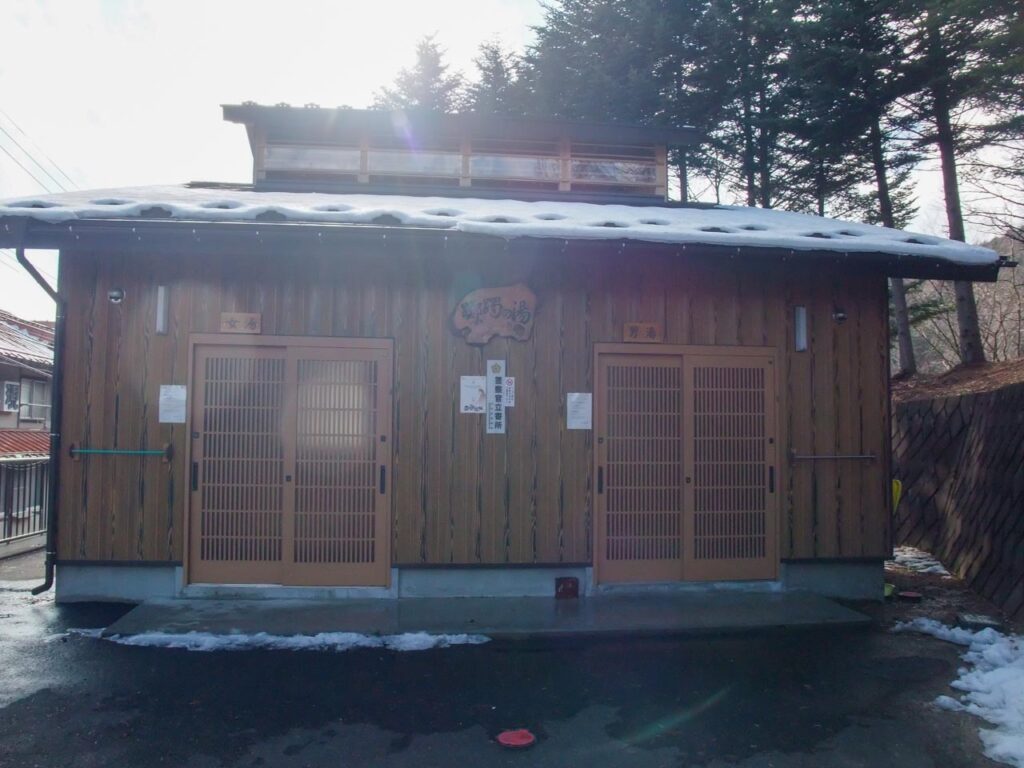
[57,240,890,564]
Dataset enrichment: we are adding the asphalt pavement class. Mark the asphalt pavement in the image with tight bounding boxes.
[0,551,997,767]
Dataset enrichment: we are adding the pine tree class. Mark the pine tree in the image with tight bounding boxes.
[524,0,666,123]
[681,0,802,208]
[897,0,1020,365]
[465,42,527,114]
[787,0,926,373]
[374,36,465,113]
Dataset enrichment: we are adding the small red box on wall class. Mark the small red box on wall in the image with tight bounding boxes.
[555,577,579,599]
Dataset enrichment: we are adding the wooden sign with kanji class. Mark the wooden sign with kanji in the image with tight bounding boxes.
[623,322,663,343]
[220,312,262,334]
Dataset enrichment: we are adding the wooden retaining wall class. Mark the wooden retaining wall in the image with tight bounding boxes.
[893,383,1024,619]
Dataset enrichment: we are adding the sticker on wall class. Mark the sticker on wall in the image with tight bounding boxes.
[451,283,536,344]
[503,377,516,407]
[566,393,592,430]
[460,376,487,413]
[158,385,187,424]
[486,360,507,434]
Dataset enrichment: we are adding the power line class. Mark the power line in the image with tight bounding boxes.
[0,250,56,283]
[0,123,68,193]
[0,255,21,275]
[0,140,59,193]
[0,109,78,190]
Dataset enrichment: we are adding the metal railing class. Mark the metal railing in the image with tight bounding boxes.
[1,457,49,544]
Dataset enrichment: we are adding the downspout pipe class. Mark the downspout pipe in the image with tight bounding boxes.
[15,248,63,596]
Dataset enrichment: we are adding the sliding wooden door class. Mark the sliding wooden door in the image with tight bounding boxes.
[594,345,777,584]
[188,337,392,587]
[683,354,777,581]
[595,352,685,583]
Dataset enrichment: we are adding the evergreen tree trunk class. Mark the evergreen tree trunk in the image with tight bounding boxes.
[679,151,688,202]
[757,88,771,208]
[869,118,917,375]
[742,92,757,206]
[932,80,986,365]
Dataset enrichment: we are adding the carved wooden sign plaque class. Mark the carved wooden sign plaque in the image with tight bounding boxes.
[220,312,261,334]
[452,283,537,344]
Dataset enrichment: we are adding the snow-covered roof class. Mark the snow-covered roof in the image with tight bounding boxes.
[0,184,998,267]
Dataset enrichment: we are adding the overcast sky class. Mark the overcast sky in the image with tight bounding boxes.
[0,0,970,321]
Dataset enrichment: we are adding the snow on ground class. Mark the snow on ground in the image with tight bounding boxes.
[885,546,952,577]
[61,629,490,653]
[895,617,1024,767]
[0,184,998,266]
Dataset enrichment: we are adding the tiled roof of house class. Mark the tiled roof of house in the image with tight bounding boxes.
[0,428,49,457]
[0,309,53,369]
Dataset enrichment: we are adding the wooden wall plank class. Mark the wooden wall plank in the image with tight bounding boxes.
[810,273,839,557]
[57,245,892,567]
[785,268,815,558]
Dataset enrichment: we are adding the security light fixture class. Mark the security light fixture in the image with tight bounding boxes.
[794,306,808,351]
[155,285,168,334]
[108,288,125,304]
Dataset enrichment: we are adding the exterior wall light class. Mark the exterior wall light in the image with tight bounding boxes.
[156,285,169,335]
[107,288,125,304]
[794,305,808,351]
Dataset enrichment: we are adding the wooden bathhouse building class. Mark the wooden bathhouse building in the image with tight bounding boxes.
[0,105,1000,602]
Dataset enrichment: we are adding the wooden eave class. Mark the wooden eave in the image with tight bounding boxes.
[0,215,1001,282]
[221,104,701,148]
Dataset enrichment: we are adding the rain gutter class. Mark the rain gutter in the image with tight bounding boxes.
[15,247,62,596]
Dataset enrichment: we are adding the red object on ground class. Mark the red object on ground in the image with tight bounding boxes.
[496,729,536,749]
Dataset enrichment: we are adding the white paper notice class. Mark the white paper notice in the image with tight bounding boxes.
[460,376,487,413]
[503,377,515,407]
[158,385,187,424]
[566,393,592,430]
[486,360,506,434]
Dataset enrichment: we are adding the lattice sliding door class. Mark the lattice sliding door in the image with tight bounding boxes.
[683,355,777,580]
[595,354,684,583]
[190,348,288,585]
[289,347,391,586]
[189,339,392,587]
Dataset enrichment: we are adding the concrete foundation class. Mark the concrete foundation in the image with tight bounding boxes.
[398,567,592,598]
[54,560,884,603]
[781,560,884,601]
[56,564,183,603]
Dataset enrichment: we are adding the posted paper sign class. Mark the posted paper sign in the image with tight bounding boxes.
[486,360,506,434]
[460,376,487,413]
[503,377,516,407]
[566,392,592,430]
[158,385,187,424]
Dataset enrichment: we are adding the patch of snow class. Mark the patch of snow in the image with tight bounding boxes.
[66,628,490,653]
[885,546,952,576]
[936,695,966,712]
[895,618,1024,767]
[0,184,998,266]
[45,627,105,642]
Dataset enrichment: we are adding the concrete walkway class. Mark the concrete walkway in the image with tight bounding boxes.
[104,591,870,639]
